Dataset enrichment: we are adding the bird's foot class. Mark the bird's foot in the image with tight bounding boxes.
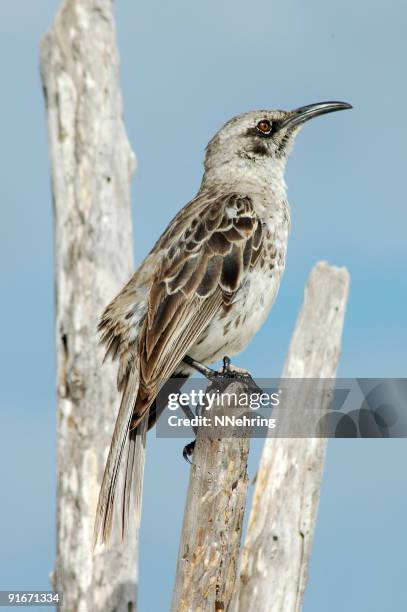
[182,354,262,392]
[219,356,263,393]
[220,355,252,378]
[183,440,196,464]
[183,354,252,381]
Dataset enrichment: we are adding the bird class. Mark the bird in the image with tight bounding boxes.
[94,101,352,544]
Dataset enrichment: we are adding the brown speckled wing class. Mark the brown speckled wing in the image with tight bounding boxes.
[133,193,263,425]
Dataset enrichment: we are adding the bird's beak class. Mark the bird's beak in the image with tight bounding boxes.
[279,101,352,131]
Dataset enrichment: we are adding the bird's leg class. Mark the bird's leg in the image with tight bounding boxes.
[183,354,261,388]
[182,355,217,380]
[222,355,232,373]
[180,403,198,464]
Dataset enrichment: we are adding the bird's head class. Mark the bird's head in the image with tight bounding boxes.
[203,102,352,186]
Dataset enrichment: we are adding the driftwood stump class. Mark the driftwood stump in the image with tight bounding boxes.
[236,262,350,612]
[40,1,142,610]
[171,378,254,612]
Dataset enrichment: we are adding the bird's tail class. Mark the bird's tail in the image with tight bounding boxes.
[120,418,147,540]
[120,375,191,537]
[93,359,143,546]
[94,369,190,545]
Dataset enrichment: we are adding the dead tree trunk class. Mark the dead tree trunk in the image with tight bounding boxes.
[40,1,142,610]
[171,379,253,612]
[236,261,350,612]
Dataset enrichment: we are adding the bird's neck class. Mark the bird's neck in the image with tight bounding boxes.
[200,156,288,214]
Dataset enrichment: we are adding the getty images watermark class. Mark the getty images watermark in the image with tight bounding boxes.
[166,387,280,430]
[156,378,407,438]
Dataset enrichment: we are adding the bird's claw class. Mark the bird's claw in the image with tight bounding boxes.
[183,440,196,464]
[218,355,263,392]
[221,355,251,378]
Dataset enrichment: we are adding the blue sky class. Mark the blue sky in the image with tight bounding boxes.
[0,1,406,610]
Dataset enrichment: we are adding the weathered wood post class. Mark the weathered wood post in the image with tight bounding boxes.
[40,1,143,609]
[236,261,349,612]
[171,378,254,612]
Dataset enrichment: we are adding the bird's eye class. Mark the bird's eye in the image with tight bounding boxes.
[256,119,272,135]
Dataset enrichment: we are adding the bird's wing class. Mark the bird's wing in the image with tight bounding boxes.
[133,192,263,425]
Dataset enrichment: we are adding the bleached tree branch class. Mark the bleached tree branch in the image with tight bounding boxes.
[40,1,142,609]
[171,379,253,612]
[236,261,350,612]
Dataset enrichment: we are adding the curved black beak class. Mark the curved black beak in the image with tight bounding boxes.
[279,101,352,131]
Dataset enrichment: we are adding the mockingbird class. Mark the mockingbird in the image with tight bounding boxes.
[94,101,351,543]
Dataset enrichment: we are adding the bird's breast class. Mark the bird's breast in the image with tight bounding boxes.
[190,227,288,365]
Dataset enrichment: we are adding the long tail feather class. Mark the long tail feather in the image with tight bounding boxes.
[121,418,148,539]
[120,376,189,537]
[94,371,189,545]
[93,359,140,546]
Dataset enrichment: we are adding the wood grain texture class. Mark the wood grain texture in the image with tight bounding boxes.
[171,379,253,612]
[236,261,350,612]
[40,1,142,609]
